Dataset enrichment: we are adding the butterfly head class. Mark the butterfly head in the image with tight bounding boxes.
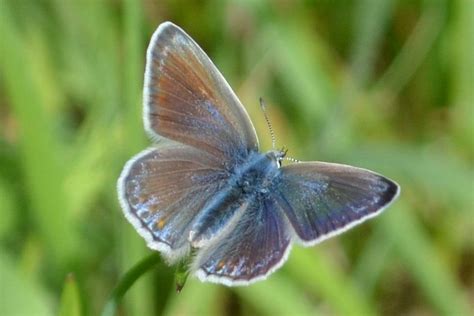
[266,148,287,168]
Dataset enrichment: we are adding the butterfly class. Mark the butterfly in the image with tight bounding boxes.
[117,21,400,286]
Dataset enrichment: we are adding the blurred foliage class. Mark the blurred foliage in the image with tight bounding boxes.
[0,0,473,315]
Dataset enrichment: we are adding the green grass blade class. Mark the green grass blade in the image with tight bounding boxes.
[161,281,222,316]
[266,21,336,125]
[286,248,377,316]
[236,274,315,316]
[352,224,395,295]
[0,253,52,316]
[0,1,77,266]
[102,253,162,316]
[58,274,82,316]
[450,0,474,153]
[381,202,470,316]
[350,0,396,86]
[374,3,445,94]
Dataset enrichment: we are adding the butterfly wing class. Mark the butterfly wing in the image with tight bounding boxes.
[273,162,400,245]
[144,22,258,162]
[117,142,229,262]
[194,196,291,285]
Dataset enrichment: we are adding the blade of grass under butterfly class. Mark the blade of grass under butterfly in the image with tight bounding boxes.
[101,253,162,316]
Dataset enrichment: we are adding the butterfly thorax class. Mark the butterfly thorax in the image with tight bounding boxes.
[233,150,283,194]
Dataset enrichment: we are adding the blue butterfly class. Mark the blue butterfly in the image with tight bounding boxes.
[118,22,400,286]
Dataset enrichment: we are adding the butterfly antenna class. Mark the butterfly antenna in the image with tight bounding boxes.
[259,97,276,149]
[279,146,300,163]
[285,156,300,163]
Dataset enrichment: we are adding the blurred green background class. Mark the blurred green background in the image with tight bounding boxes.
[0,0,473,315]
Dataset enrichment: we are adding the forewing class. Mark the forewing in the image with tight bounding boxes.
[117,142,228,261]
[274,162,400,245]
[194,197,291,286]
[144,22,258,162]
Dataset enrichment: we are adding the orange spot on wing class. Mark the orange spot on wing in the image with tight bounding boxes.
[217,260,226,269]
[158,219,166,229]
